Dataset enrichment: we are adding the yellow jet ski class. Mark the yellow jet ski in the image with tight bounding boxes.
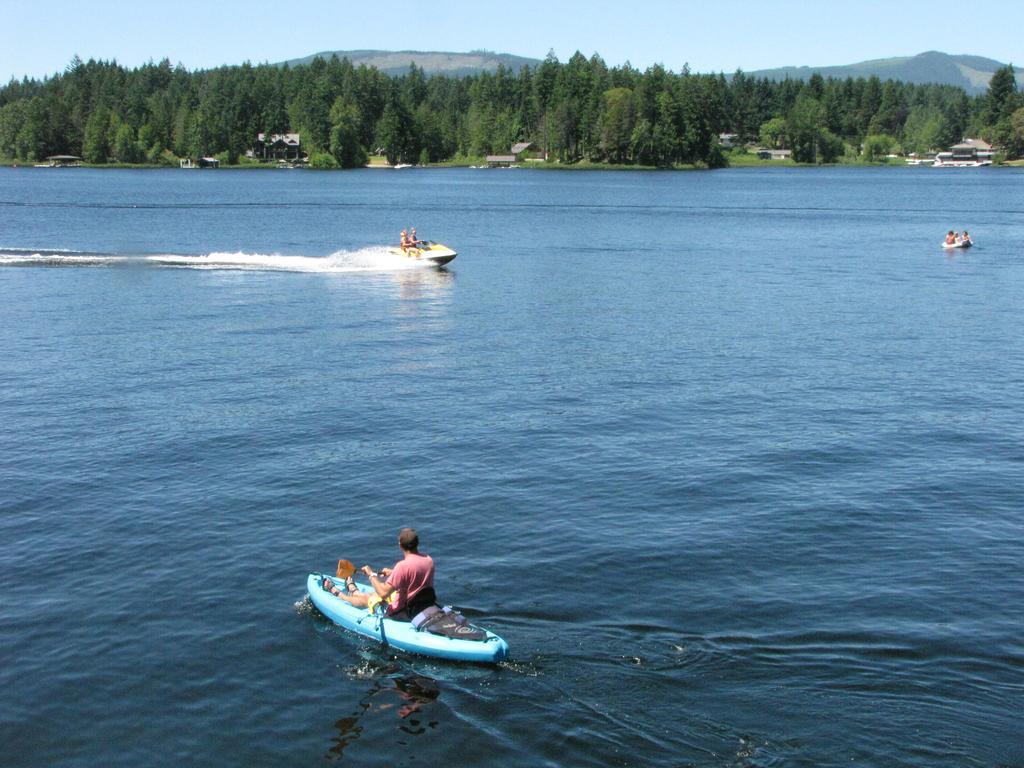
[389,241,457,266]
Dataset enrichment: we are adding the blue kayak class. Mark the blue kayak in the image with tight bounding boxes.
[306,573,510,663]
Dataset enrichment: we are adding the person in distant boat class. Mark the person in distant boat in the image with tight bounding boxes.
[961,230,972,246]
[945,231,957,245]
[400,230,410,251]
[320,527,436,621]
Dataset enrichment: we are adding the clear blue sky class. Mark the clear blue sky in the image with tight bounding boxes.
[2,0,1021,82]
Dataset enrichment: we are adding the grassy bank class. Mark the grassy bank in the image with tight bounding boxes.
[528,160,663,171]
[724,152,797,167]
[429,156,484,168]
[0,158,163,169]
[723,150,926,168]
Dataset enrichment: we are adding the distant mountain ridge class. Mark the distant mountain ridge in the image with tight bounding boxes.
[279,49,541,77]
[279,49,1011,94]
[747,51,1011,95]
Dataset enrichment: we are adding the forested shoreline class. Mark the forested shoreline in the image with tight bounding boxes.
[1,52,1021,168]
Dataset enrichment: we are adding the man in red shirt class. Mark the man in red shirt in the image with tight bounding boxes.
[322,528,436,620]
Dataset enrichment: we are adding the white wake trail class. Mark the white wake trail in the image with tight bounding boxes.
[146,247,434,272]
[0,247,436,272]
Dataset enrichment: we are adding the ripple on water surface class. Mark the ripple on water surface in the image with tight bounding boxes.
[1,167,1023,767]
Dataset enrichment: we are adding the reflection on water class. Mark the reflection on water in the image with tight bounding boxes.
[391,266,455,333]
[392,264,454,300]
[325,672,441,761]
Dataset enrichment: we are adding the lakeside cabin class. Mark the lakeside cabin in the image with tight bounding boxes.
[254,132,302,161]
[933,138,993,167]
[486,141,546,167]
[511,142,545,161]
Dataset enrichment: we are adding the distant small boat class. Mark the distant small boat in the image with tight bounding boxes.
[942,240,973,249]
[393,163,413,169]
[39,155,82,168]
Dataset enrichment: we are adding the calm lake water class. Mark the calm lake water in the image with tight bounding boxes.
[1,166,1022,767]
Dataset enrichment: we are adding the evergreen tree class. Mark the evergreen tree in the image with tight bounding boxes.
[1002,107,1024,158]
[82,107,111,163]
[788,93,825,163]
[375,97,413,164]
[112,119,139,163]
[600,87,635,163]
[0,51,1012,168]
[985,65,1017,125]
[328,98,368,168]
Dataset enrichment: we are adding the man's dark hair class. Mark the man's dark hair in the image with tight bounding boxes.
[398,528,419,552]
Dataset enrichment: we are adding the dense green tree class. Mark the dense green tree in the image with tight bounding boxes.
[375,98,414,164]
[759,116,787,148]
[599,87,635,163]
[0,102,25,158]
[856,76,883,136]
[729,70,761,142]
[328,98,367,168]
[16,103,45,160]
[308,151,337,169]
[112,119,139,163]
[984,65,1018,125]
[651,90,680,166]
[787,93,825,163]
[870,81,907,136]
[630,118,654,165]
[901,105,946,153]
[862,134,898,161]
[1004,107,1024,158]
[817,130,845,163]
[82,107,111,163]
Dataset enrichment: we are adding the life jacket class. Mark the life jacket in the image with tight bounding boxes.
[399,586,437,619]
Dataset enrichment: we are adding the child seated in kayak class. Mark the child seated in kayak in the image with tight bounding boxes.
[961,230,972,246]
[322,573,387,611]
[945,231,957,245]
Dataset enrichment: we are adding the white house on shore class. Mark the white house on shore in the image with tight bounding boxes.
[933,138,994,167]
